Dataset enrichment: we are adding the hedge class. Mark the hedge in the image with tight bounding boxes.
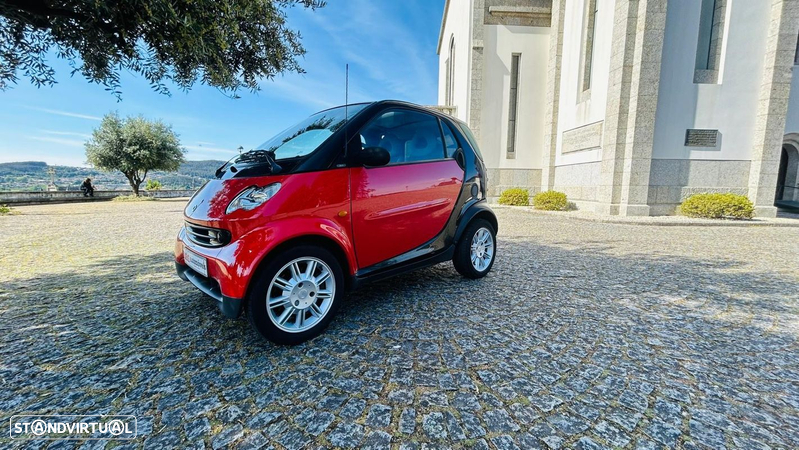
[533,190,569,211]
[679,193,754,219]
[498,188,529,206]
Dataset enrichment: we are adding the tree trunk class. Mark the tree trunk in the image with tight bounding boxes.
[124,172,141,196]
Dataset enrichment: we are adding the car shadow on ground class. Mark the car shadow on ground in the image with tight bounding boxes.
[1,239,797,448]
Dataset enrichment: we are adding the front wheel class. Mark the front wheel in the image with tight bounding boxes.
[453,219,496,279]
[247,246,344,345]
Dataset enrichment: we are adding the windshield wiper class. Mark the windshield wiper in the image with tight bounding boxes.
[238,149,283,174]
[214,160,230,178]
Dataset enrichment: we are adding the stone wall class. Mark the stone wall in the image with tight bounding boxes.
[647,159,750,215]
[0,190,196,206]
[484,0,552,27]
[553,161,601,207]
[596,0,669,217]
[561,121,603,154]
[540,0,566,191]
[747,0,799,217]
[485,168,542,200]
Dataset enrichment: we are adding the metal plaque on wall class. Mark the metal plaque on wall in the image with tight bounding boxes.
[685,129,719,147]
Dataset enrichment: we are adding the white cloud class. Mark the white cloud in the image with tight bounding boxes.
[183,145,239,155]
[28,136,86,147]
[305,0,436,102]
[22,106,102,121]
[41,130,92,139]
[263,77,342,110]
[183,144,239,162]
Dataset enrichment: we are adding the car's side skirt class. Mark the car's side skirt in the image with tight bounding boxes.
[349,245,455,290]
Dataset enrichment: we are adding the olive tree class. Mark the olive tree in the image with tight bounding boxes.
[86,113,185,196]
[0,0,324,97]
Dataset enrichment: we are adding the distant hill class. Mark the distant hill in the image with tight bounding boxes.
[0,161,49,174]
[0,160,226,191]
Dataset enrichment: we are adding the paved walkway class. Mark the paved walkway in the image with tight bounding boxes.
[1,200,798,449]
[494,205,799,227]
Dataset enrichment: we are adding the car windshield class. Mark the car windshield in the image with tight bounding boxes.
[214,104,368,177]
[255,104,368,159]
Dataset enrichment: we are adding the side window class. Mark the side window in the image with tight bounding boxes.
[440,120,460,158]
[358,110,445,165]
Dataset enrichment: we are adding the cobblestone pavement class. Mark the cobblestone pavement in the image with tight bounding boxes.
[1,200,798,450]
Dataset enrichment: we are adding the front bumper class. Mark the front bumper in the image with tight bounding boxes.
[175,226,247,319]
[176,262,243,318]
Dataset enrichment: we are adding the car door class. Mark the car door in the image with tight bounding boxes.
[350,109,464,269]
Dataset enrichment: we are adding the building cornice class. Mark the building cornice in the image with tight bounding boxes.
[487,5,550,19]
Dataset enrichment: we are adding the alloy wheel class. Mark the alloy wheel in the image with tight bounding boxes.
[470,227,494,272]
[266,257,336,333]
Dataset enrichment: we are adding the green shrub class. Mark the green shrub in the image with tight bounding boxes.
[112,194,156,202]
[498,188,530,206]
[679,193,754,219]
[0,204,12,214]
[145,179,163,191]
[533,190,569,211]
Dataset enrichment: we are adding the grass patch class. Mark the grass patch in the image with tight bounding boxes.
[0,204,13,215]
[112,195,157,202]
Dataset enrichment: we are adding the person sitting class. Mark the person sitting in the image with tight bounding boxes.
[80,178,95,197]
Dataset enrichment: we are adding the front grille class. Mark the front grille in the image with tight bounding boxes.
[185,222,231,248]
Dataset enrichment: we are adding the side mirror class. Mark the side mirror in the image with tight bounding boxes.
[358,146,390,167]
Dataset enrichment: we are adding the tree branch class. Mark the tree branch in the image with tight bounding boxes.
[3,0,85,27]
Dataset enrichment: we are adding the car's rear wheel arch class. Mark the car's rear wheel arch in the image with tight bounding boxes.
[455,207,498,245]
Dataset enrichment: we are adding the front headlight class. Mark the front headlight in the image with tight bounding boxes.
[226,183,281,214]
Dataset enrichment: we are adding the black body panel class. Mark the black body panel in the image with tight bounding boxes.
[176,262,243,317]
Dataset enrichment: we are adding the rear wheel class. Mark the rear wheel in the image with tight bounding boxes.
[453,219,496,279]
[247,245,344,345]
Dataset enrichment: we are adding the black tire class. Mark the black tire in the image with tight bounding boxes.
[247,245,345,345]
[453,218,496,279]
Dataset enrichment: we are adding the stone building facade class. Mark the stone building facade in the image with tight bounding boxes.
[437,0,799,216]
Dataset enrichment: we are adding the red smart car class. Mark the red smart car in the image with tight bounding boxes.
[176,101,497,344]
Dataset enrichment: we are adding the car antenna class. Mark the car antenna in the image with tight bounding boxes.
[344,63,349,160]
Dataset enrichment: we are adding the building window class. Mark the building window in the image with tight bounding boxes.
[446,36,455,105]
[445,58,451,104]
[694,0,726,83]
[507,53,520,159]
[580,0,598,95]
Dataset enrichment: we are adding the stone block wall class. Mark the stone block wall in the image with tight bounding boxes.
[0,190,196,206]
[485,168,542,201]
[552,161,601,208]
[647,159,750,215]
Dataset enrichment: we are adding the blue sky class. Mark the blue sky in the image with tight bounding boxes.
[0,0,444,166]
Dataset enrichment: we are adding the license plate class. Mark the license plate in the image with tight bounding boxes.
[184,248,208,277]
